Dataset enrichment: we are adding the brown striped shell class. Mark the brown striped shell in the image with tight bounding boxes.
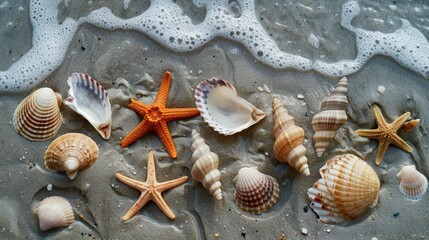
[13,87,62,141]
[44,133,99,179]
[233,167,279,214]
[36,196,75,231]
[397,165,428,201]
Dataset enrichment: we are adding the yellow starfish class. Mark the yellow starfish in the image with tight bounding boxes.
[115,150,188,221]
[355,105,412,165]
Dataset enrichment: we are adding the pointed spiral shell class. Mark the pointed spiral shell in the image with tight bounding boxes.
[191,129,222,200]
[312,77,348,157]
[36,196,75,231]
[272,97,310,176]
[44,133,99,179]
[13,87,62,141]
[397,165,428,201]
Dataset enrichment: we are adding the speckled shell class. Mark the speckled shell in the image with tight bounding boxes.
[307,154,380,224]
[194,78,266,135]
[44,133,99,179]
[312,77,348,157]
[64,73,112,139]
[191,129,222,200]
[397,165,428,201]
[36,196,75,231]
[233,167,279,214]
[13,87,62,141]
[272,97,310,176]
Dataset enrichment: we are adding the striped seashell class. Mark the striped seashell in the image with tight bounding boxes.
[397,165,428,201]
[45,133,99,179]
[13,87,62,141]
[272,97,310,176]
[191,129,222,200]
[312,77,348,157]
[307,154,380,224]
[64,73,112,139]
[233,167,280,214]
[194,78,266,135]
[36,196,75,231]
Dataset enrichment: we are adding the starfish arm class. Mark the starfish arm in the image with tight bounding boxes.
[372,105,389,129]
[391,134,413,153]
[146,151,157,185]
[153,71,172,107]
[162,108,200,122]
[115,173,149,191]
[122,191,152,221]
[121,119,153,148]
[375,140,391,165]
[154,121,177,158]
[355,129,384,138]
[157,176,189,192]
[128,98,150,115]
[152,191,176,220]
[391,112,411,130]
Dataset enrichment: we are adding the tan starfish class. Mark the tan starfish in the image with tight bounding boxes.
[355,104,412,165]
[115,150,188,221]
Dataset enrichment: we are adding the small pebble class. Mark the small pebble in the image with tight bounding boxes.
[371,237,378,240]
[297,94,304,99]
[301,228,308,235]
[393,212,400,217]
[257,86,264,92]
[46,184,53,191]
[326,229,331,233]
[303,205,308,212]
[377,85,385,94]
[263,84,271,93]
[214,233,220,238]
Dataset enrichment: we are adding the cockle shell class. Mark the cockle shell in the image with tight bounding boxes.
[194,78,266,135]
[272,97,310,176]
[397,165,428,200]
[64,73,112,139]
[312,77,348,157]
[191,129,222,200]
[233,167,280,214]
[44,133,99,179]
[13,87,62,141]
[307,154,380,224]
[36,196,75,231]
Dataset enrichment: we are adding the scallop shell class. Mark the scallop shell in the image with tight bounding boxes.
[36,196,75,231]
[13,87,62,141]
[312,77,348,157]
[272,97,310,176]
[44,133,99,179]
[191,129,222,200]
[397,165,428,200]
[307,154,380,224]
[64,73,112,139]
[194,78,266,135]
[233,167,280,214]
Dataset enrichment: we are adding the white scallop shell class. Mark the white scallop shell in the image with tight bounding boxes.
[194,78,266,135]
[36,196,75,231]
[397,165,428,201]
[64,73,112,139]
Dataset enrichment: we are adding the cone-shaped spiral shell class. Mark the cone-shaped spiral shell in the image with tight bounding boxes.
[272,97,310,176]
[13,87,62,141]
[312,77,348,157]
[64,73,112,139]
[307,154,380,224]
[36,196,75,231]
[397,165,428,200]
[191,129,222,200]
[194,78,266,135]
[233,167,280,214]
[44,133,99,179]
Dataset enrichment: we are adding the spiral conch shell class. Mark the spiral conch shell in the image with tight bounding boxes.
[307,154,380,224]
[397,165,428,201]
[191,129,222,200]
[233,167,280,214]
[312,77,348,157]
[36,196,75,231]
[44,133,99,179]
[13,87,62,141]
[272,97,310,176]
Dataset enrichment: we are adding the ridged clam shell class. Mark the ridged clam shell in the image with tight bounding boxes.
[272,97,310,176]
[307,154,380,224]
[312,77,348,157]
[36,196,75,231]
[45,133,99,179]
[397,165,428,200]
[13,87,62,141]
[233,167,279,214]
[191,129,222,200]
[64,73,112,139]
[194,78,266,135]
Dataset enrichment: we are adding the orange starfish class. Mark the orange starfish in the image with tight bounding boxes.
[115,150,189,221]
[355,105,412,165]
[120,71,200,158]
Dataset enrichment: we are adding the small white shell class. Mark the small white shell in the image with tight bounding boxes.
[397,165,428,200]
[64,73,112,139]
[195,78,266,135]
[36,196,75,231]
